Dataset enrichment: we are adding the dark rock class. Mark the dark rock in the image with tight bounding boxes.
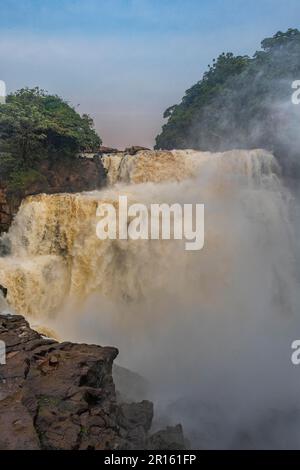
[0,234,11,256]
[113,364,149,402]
[125,146,151,155]
[0,395,40,450]
[148,424,186,450]
[118,401,153,433]
[98,146,121,154]
[0,314,185,450]
[0,285,7,298]
[0,157,107,234]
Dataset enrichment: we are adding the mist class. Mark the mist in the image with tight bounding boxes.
[1,149,299,448]
[188,39,300,182]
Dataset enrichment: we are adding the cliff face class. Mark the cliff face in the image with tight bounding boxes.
[0,156,107,233]
[0,314,185,450]
[0,188,13,233]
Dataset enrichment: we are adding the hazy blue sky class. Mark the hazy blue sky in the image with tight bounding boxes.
[0,0,299,147]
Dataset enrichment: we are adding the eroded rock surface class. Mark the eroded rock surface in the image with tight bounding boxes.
[0,156,106,233]
[0,314,185,450]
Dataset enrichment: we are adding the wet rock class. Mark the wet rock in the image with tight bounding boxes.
[0,314,185,450]
[148,424,186,450]
[0,285,7,298]
[48,355,59,366]
[0,156,107,234]
[118,401,153,433]
[0,395,40,450]
[98,146,121,154]
[125,146,151,155]
[113,364,149,402]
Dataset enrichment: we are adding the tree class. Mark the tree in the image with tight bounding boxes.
[155,53,250,150]
[0,87,102,185]
[155,29,300,176]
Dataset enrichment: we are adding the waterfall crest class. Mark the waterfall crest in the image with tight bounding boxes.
[0,148,289,319]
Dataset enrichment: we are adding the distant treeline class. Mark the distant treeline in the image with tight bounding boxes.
[155,28,300,177]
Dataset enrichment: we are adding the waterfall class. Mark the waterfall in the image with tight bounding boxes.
[0,148,299,448]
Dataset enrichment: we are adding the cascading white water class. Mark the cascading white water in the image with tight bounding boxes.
[0,148,299,448]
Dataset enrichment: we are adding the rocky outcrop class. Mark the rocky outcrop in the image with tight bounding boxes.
[0,149,154,233]
[0,187,15,234]
[0,314,185,450]
[0,156,107,233]
[124,146,151,155]
[98,146,121,154]
[113,364,149,403]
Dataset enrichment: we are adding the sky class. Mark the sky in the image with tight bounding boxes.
[0,0,299,148]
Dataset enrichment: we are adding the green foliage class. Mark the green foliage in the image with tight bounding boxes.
[155,29,300,175]
[0,87,102,188]
[260,28,300,52]
[155,53,250,150]
[7,169,47,191]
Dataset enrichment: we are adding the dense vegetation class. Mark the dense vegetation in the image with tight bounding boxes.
[0,88,101,189]
[155,28,300,176]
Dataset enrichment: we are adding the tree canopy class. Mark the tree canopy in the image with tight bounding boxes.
[0,87,101,188]
[155,28,300,176]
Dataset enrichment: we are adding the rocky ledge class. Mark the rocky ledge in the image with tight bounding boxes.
[0,156,107,233]
[0,314,185,450]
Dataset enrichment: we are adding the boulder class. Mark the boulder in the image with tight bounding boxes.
[0,314,185,450]
[124,146,151,155]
